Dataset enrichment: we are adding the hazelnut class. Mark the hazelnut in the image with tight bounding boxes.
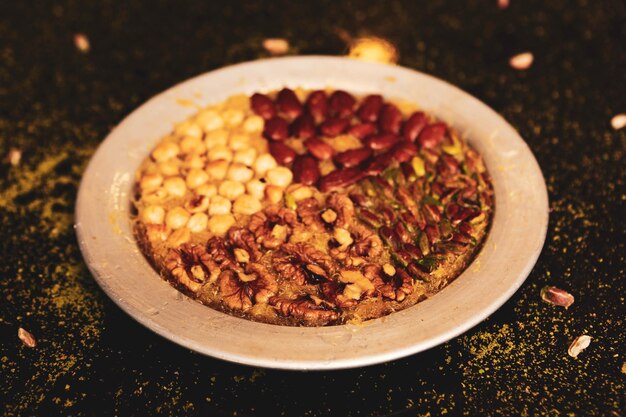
[141,205,165,224]
[163,176,187,197]
[208,195,232,215]
[226,163,254,183]
[266,167,293,188]
[232,194,262,215]
[187,213,208,233]
[207,213,236,236]
[242,115,264,133]
[252,154,277,177]
[205,129,229,149]
[151,142,180,162]
[165,207,190,230]
[218,180,245,201]
[186,168,209,189]
[140,173,164,191]
[205,159,230,180]
[196,109,224,132]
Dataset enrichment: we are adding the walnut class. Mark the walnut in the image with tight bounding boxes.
[363,263,413,302]
[296,197,325,231]
[320,282,358,308]
[227,227,262,262]
[165,244,220,293]
[275,242,338,285]
[249,205,302,249]
[273,253,331,286]
[273,252,308,286]
[206,236,242,273]
[349,224,383,258]
[246,262,278,303]
[218,263,278,311]
[326,192,355,228]
[269,296,339,325]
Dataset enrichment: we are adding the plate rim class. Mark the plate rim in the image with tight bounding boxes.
[75,55,549,370]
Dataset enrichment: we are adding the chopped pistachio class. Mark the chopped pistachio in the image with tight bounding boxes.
[411,156,426,177]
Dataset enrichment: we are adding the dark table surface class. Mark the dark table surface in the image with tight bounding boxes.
[1,1,625,415]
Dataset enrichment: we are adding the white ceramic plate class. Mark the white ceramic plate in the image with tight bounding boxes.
[76,56,548,370]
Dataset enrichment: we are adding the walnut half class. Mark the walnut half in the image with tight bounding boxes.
[363,264,413,302]
[218,263,278,311]
[165,244,220,293]
[269,296,339,325]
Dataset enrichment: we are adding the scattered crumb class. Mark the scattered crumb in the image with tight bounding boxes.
[348,37,398,64]
[262,38,289,55]
[610,113,626,130]
[509,52,534,70]
[333,27,353,44]
[568,335,591,358]
[73,33,90,53]
[18,327,37,348]
[5,148,22,166]
[540,286,575,308]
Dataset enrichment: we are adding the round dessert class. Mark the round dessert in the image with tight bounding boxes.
[132,88,494,326]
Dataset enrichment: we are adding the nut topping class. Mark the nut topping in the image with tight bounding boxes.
[166,244,220,292]
[270,296,338,324]
[18,327,37,348]
[135,88,494,326]
[540,286,575,308]
[568,335,592,358]
[218,263,278,311]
